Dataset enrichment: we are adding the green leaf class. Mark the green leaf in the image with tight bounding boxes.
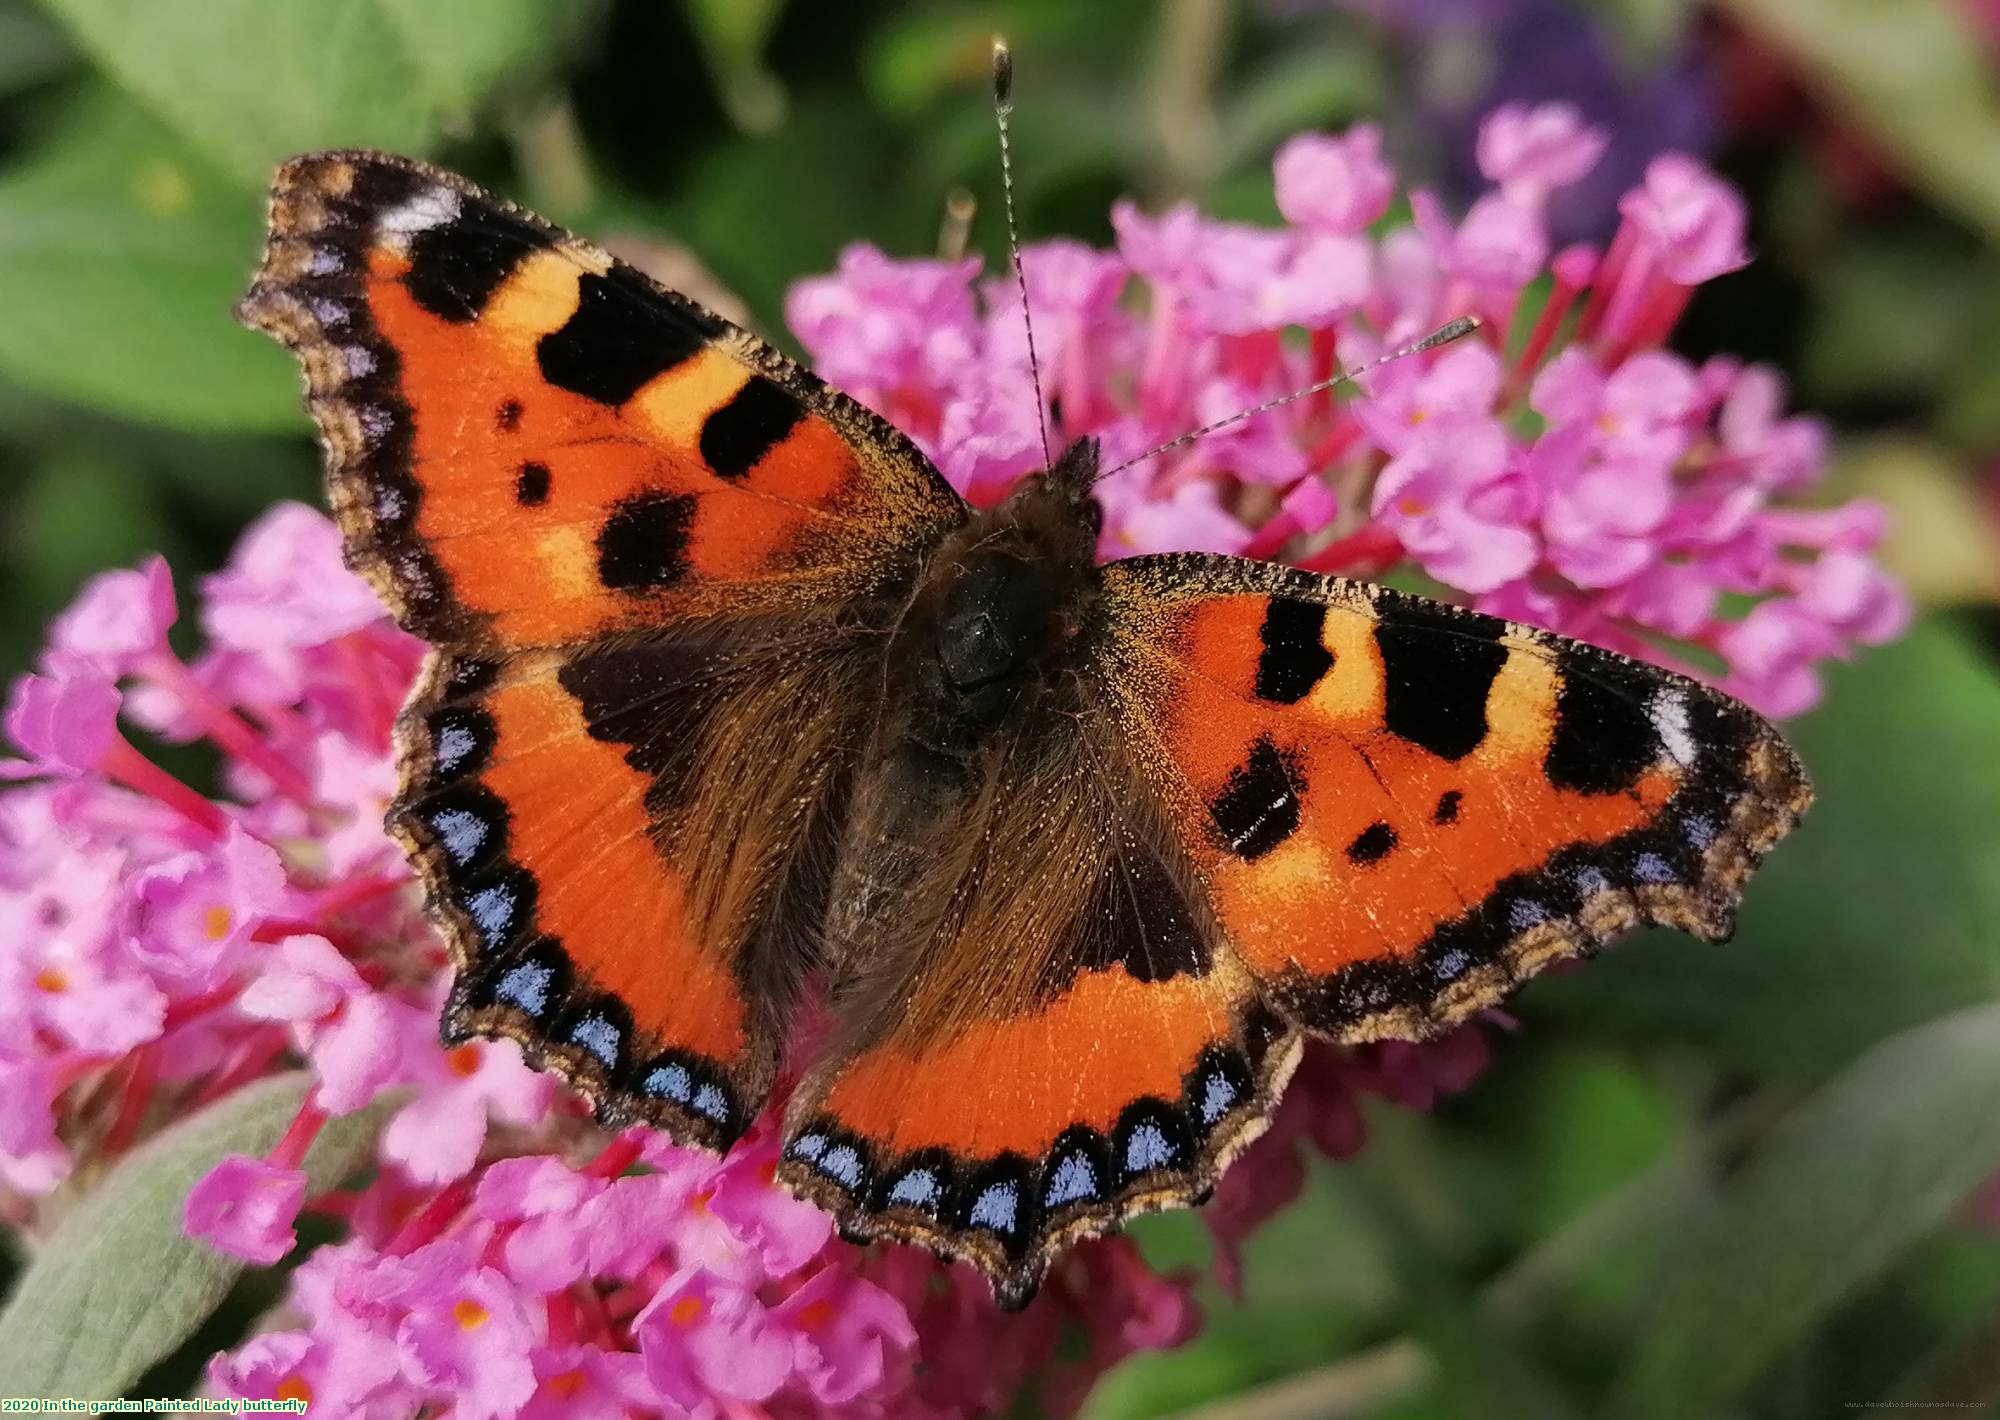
[0,1074,391,1398]
[1534,619,2000,1077]
[376,0,592,118]
[38,0,576,181]
[1715,0,2000,244]
[0,93,299,431]
[680,0,790,133]
[1610,998,2000,1419]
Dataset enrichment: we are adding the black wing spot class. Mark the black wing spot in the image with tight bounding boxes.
[1433,789,1462,825]
[514,462,551,506]
[596,491,696,591]
[1210,737,1305,861]
[536,268,723,405]
[1254,597,1333,704]
[1375,600,1507,761]
[1075,839,1210,984]
[699,377,805,481]
[1346,821,1398,864]
[1545,652,1660,794]
[404,212,539,323]
[496,397,523,432]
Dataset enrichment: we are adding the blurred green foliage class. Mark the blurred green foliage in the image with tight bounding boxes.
[1,0,1997,1415]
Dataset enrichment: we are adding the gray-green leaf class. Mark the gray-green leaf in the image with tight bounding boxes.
[39,0,576,182]
[0,1073,390,1397]
[1610,998,2000,1419]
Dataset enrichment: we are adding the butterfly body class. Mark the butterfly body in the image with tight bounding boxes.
[242,151,1812,1308]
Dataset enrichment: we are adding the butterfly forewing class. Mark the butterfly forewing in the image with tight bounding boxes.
[1094,553,1812,1041]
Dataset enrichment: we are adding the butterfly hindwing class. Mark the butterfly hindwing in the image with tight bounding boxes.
[1095,554,1813,1041]
[237,150,966,654]
[394,616,877,1146]
[778,718,1295,1306]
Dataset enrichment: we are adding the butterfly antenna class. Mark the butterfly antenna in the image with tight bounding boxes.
[1093,315,1483,484]
[991,36,1053,468]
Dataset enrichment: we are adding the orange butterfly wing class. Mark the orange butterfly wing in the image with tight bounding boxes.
[780,749,1293,1306]
[779,547,1808,1307]
[239,151,964,652]
[1096,554,1812,1039]
[241,152,964,1143]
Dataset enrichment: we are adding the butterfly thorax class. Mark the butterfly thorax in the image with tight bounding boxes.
[892,439,1104,766]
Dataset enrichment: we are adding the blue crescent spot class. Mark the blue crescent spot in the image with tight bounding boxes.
[494,962,552,1016]
[1124,1122,1176,1175]
[1431,947,1472,980]
[1199,1071,1238,1124]
[888,1169,941,1210]
[569,1014,620,1065]
[818,1144,864,1190]
[434,722,478,773]
[969,1181,1018,1233]
[464,884,517,946]
[1683,813,1718,850]
[1633,852,1677,884]
[644,1063,693,1101]
[1044,1153,1098,1208]
[428,807,490,866]
[692,1083,730,1122]
[788,1132,828,1162]
[1573,867,1612,897]
[1508,899,1549,931]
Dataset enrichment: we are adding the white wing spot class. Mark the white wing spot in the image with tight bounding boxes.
[1649,690,1697,768]
[377,186,461,240]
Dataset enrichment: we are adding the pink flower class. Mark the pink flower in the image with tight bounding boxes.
[1619,154,1751,284]
[382,1241,539,1420]
[238,935,403,1113]
[124,825,289,992]
[634,1267,797,1408]
[784,244,982,409]
[776,1266,921,1404]
[184,1154,306,1265]
[49,556,177,678]
[203,502,385,654]
[1371,419,1538,593]
[473,1154,606,1293]
[4,656,120,777]
[1274,123,1397,233]
[381,1030,551,1184]
[1477,102,1610,205]
[518,1345,655,1420]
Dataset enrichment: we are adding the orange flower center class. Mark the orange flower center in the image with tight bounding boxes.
[447,1044,482,1077]
[548,1369,586,1398]
[33,968,68,994]
[669,1295,704,1326]
[795,1299,837,1331]
[1398,496,1430,518]
[689,1189,715,1216]
[204,905,233,940]
[275,1376,312,1405]
[452,1298,490,1331]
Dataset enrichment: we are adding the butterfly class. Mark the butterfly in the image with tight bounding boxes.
[238,149,1811,1309]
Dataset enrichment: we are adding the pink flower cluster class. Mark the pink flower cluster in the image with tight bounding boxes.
[788,103,1906,716]
[1,504,1482,1413]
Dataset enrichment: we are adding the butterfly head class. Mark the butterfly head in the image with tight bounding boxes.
[1010,435,1104,539]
